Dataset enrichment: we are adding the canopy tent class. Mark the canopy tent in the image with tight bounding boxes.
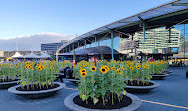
[19,52,39,58]
[39,53,51,58]
[11,52,22,58]
[58,46,120,56]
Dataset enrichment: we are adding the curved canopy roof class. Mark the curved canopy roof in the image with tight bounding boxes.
[59,46,120,56]
[57,0,188,53]
[19,52,39,58]
[39,53,51,58]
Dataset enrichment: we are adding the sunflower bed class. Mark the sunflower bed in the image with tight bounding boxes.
[149,60,170,80]
[0,63,20,89]
[65,60,143,110]
[8,61,66,98]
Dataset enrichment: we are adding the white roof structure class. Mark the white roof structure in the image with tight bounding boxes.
[20,52,39,58]
[39,53,51,58]
[12,52,22,58]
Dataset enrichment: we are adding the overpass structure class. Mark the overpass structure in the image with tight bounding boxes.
[57,0,188,60]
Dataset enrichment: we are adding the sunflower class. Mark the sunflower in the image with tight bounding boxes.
[17,63,20,66]
[50,63,53,66]
[36,64,40,67]
[143,65,146,69]
[103,65,109,71]
[14,65,17,67]
[80,69,87,74]
[28,65,31,69]
[42,66,45,69]
[146,65,149,69]
[130,67,134,70]
[136,66,141,69]
[38,67,42,71]
[7,64,11,67]
[122,67,125,70]
[50,67,53,70]
[73,64,76,68]
[111,67,116,70]
[117,70,122,74]
[25,65,28,69]
[81,72,87,77]
[90,66,96,72]
[100,66,108,74]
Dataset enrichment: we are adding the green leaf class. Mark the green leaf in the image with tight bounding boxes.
[93,97,99,105]
[22,81,27,86]
[82,94,88,101]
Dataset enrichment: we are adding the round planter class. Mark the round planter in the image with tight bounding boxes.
[0,79,20,89]
[150,73,170,80]
[8,82,66,99]
[64,92,142,111]
[125,81,160,93]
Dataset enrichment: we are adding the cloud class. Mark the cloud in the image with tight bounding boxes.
[0,33,75,51]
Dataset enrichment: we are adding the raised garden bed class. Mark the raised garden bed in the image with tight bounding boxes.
[0,79,20,89]
[8,82,66,99]
[64,92,142,111]
[150,73,169,80]
[125,80,160,93]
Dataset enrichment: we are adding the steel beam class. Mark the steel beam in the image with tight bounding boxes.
[110,30,114,60]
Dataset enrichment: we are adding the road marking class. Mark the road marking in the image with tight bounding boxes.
[64,81,70,83]
[64,87,78,90]
[64,87,188,110]
[141,100,188,110]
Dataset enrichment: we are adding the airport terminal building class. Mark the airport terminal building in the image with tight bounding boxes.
[56,0,188,64]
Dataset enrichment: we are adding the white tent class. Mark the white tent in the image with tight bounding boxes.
[12,52,22,58]
[39,53,51,58]
[20,52,39,58]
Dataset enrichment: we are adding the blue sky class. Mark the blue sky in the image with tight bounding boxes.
[0,0,173,39]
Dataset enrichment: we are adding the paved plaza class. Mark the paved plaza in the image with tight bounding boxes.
[0,67,188,111]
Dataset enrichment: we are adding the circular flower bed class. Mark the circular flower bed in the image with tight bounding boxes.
[64,92,142,111]
[0,63,20,89]
[8,82,65,99]
[6,61,66,98]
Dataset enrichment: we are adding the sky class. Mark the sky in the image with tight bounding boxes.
[0,0,173,39]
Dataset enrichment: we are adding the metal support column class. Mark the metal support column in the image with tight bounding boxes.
[111,30,114,60]
[143,24,146,42]
[184,24,186,66]
[77,42,79,50]
[72,44,74,51]
[95,37,97,47]
[84,39,86,49]
[56,51,59,62]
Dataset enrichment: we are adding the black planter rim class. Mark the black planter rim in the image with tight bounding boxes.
[64,92,142,111]
[150,73,170,77]
[126,81,160,89]
[0,80,20,85]
[8,82,66,95]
